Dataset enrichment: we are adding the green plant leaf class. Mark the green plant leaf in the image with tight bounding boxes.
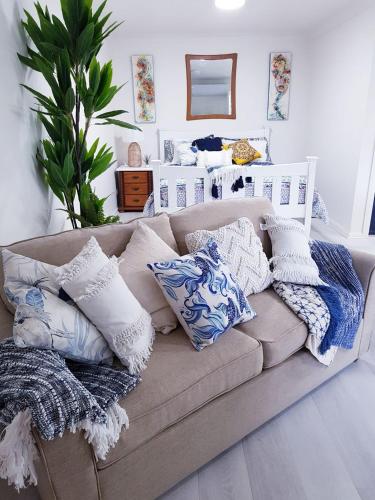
[64,87,75,113]
[88,151,113,181]
[95,109,127,119]
[96,118,141,131]
[89,58,100,94]
[47,160,66,189]
[87,137,99,158]
[61,0,81,39]
[17,53,40,72]
[92,1,107,24]
[76,23,94,61]
[63,151,75,183]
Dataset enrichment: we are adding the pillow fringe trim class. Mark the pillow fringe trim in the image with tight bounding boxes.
[55,237,102,285]
[77,256,118,302]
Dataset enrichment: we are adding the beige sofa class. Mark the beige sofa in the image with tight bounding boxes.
[1,198,375,500]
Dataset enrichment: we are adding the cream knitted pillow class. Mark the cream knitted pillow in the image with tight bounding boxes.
[54,237,154,374]
[261,214,326,286]
[185,218,272,296]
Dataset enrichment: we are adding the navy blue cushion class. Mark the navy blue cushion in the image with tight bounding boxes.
[192,135,223,152]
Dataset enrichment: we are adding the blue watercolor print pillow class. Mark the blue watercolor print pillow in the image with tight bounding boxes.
[148,240,256,351]
[2,249,113,365]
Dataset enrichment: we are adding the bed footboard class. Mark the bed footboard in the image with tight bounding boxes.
[151,157,318,234]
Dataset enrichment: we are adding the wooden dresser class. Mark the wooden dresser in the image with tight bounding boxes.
[116,166,153,212]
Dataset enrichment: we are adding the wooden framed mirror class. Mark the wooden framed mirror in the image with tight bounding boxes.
[186,53,237,121]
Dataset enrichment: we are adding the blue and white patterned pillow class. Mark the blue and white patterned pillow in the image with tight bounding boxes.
[148,240,256,351]
[2,249,113,365]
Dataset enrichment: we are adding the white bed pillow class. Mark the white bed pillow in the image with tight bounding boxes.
[196,149,233,168]
[185,218,272,296]
[171,140,195,165]
[2,249,112,364]
[175,142,198,166]
[54,237,155,374]
[119,222,179,334]
[261,214,326,286]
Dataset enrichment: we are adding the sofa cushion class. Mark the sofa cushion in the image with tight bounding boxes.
[98,326,263,468]
[169,197,274,258]
[235,288,308,368]
[0,213,178,314]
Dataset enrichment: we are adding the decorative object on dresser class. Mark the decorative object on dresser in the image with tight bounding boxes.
[128,141,142,167]
[131,55,156,123]
[143,154,152,166]
[267,52,292,121]
[116,166,153,212]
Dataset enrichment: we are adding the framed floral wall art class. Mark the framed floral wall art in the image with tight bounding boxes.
[267,52,292,121]
[131,55,156,123]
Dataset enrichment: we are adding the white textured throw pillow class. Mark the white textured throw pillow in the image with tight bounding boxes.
[175,143,197,166]
[54,237,154,374]
[261,214,326,286]
[185,218,272,296]
[196,149,232,168]
[119,222,179,334]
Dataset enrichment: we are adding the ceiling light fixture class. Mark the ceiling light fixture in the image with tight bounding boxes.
[215,0,246,10]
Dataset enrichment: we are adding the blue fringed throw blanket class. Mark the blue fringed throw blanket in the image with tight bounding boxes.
[310,240,364,353]
[273,240,364,365]
[0,339,140,490]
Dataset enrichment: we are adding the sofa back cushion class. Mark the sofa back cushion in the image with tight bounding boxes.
[169,198,274,257]
[0,213,177,313]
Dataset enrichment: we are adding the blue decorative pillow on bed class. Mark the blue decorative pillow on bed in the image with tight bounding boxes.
[147,240,256,351]
[192,135,223,152]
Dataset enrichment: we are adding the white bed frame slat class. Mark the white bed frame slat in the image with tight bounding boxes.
[152,129,318,235]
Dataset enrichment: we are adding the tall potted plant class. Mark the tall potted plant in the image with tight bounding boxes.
[18,0,139,229]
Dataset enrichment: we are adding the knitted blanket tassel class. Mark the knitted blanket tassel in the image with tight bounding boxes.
[0,409,38,490]
[0,402,129,490]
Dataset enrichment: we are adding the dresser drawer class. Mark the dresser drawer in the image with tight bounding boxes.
[124,171,149,183]
[124,182,149,195]
[124,194,149,207]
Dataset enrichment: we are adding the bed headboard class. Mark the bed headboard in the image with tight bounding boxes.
[158,128,271,163]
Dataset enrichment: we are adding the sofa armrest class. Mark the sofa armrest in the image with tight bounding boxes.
[33,430,100,500]
[351,249,375,355]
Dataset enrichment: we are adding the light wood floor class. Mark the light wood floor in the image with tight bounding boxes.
[159,341,375,500]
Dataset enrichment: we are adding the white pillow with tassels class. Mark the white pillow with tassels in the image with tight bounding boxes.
[54,237,154,374]
[261,214,326,286]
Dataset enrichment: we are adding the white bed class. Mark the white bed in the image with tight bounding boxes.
[148,128,320,235]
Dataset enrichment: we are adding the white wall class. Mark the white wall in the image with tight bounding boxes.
[307,7,375,237]
[0,0,64,246]
[93,33,310,214]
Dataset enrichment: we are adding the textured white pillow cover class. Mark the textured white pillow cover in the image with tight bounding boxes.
[261,214,326,286]
[175,143,197,166]
[196,149,233,168]
[54,237,154,374]
[185,218,272,296]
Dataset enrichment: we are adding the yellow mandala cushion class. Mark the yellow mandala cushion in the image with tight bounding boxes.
[223,139,262,165]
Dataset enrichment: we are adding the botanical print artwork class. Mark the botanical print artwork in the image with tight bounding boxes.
[132,55,156,123]
[267,52,292,121]
[2,249,112,364]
